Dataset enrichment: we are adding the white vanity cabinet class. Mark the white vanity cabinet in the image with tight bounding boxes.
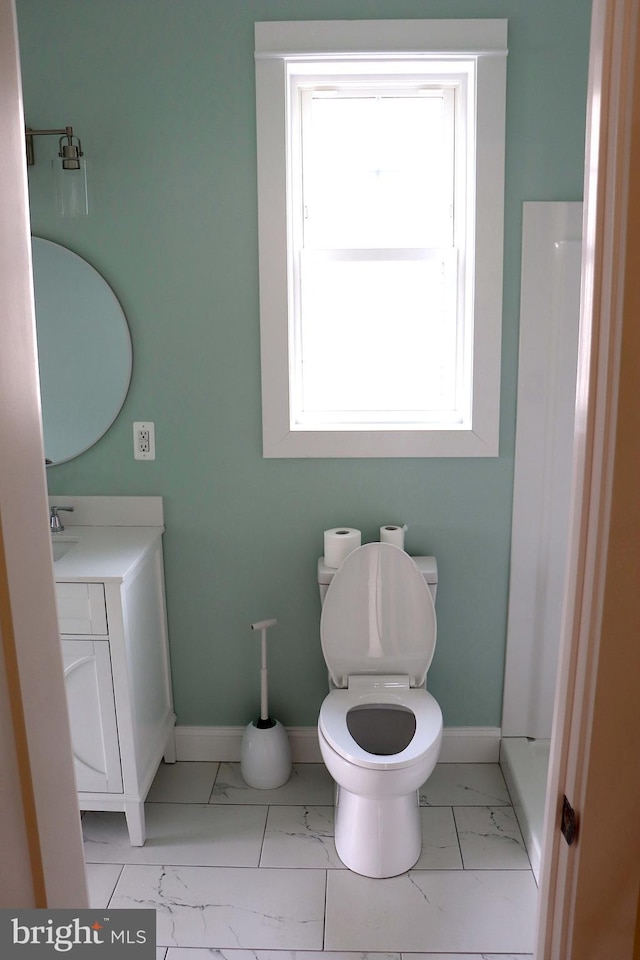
[52,500,176,847]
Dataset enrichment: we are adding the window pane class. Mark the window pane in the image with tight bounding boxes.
[305,94,453,249]
[297,255,459,421]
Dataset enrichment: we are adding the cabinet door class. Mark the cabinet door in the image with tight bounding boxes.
[62,639,123,794]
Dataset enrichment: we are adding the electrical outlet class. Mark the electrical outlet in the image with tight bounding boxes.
[133,421,155,460]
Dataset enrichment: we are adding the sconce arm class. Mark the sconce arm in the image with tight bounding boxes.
[26,125,77,166]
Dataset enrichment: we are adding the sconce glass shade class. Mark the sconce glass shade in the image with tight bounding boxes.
[52,156,89,217]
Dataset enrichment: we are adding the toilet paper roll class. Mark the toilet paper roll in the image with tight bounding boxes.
[324,528,361,568]
[380,524,408,550]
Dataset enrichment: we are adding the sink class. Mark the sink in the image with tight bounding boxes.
[52,538,78,562]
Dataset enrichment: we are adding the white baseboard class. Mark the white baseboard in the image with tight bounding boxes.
[439,726,502,762]
[175,725,501,764]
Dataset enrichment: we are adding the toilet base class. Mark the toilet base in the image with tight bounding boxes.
[333,785,421,878]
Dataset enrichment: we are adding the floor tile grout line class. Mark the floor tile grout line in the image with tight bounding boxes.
[258,803,270,867]
[105,862,125,910]
[498,756,517,806]
[113,863,125,907]
[206,761,221,803]
[322,868,328,951]
[451,804,466,869]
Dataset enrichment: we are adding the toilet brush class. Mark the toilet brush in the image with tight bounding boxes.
[240,618,292,789]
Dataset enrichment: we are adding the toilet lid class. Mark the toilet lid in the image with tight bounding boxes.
[320,542,437,688]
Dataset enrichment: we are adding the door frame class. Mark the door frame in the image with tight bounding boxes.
[0,0,87,907]
[537,0,640,955]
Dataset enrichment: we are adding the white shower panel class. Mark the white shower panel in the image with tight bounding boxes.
[502,202,583,739]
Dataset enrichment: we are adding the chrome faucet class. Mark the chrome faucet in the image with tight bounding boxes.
[50,505,74,533]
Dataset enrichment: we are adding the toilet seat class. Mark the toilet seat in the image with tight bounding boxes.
[320,542,437,689]
[319,682,442,771]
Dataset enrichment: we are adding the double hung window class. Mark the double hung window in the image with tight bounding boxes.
[255,20,507,457]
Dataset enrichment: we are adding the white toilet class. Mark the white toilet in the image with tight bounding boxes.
[317,541,443,878]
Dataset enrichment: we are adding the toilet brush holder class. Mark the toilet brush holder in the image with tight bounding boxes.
[240,618,291,789]
[240,718,291,789]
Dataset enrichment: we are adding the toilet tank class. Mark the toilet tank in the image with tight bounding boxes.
[317,555,438,606]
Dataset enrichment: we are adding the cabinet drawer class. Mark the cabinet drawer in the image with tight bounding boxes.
[55,582,107,635]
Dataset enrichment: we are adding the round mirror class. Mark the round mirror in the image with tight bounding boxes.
[32,238,133,465]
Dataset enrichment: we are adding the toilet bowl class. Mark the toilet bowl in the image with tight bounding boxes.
[318,542,443,878]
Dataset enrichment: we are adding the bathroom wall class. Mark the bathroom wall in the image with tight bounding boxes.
[16,0,591,729]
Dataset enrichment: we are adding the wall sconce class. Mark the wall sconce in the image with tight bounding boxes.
[25,125,89,218]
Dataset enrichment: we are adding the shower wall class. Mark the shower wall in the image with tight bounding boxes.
[502,202,583,741]
[501,202,583,881]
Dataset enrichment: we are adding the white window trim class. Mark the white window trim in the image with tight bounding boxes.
[255,19,508,458]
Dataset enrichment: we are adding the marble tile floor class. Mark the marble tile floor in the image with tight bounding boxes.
[82,761,536,960]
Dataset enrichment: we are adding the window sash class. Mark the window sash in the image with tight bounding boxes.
[299,86,457,252]
[291,247,465,428]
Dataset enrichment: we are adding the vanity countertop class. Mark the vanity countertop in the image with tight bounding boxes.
[51,524,164,582]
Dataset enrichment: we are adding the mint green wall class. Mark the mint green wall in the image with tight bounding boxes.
[17,0,591,729]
